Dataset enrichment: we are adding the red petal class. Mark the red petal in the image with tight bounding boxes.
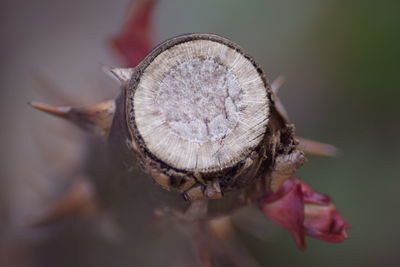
[304,204,351,243]
[260,180,306,250]
[111,0,157,67]
[300,182,331,205]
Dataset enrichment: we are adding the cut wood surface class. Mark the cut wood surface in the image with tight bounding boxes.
[126,34,270,173]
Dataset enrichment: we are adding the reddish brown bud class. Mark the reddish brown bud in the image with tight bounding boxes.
[259,179,350,250]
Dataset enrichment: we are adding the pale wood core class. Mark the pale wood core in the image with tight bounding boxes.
[132,39,269,172]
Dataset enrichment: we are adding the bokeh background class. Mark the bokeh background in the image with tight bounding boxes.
[1,0,399,266]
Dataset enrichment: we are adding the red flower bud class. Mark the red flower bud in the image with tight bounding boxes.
[259,179,350,250]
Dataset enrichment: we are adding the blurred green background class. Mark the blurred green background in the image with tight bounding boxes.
[1,0,399,266]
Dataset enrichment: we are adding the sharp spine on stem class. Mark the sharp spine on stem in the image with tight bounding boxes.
[29,99,115,137]
[102,66,135,84]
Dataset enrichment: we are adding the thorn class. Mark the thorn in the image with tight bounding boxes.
[28,101,71,116]
[274,96,290,122]
[102,66,134,84]
[297,137,340,157]
[270,76,290,121]
[271,75,286,94]
[29,99,115,137]
[29,179,98,227]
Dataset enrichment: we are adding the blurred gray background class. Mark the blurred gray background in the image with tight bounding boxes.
[1,0,399,266]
